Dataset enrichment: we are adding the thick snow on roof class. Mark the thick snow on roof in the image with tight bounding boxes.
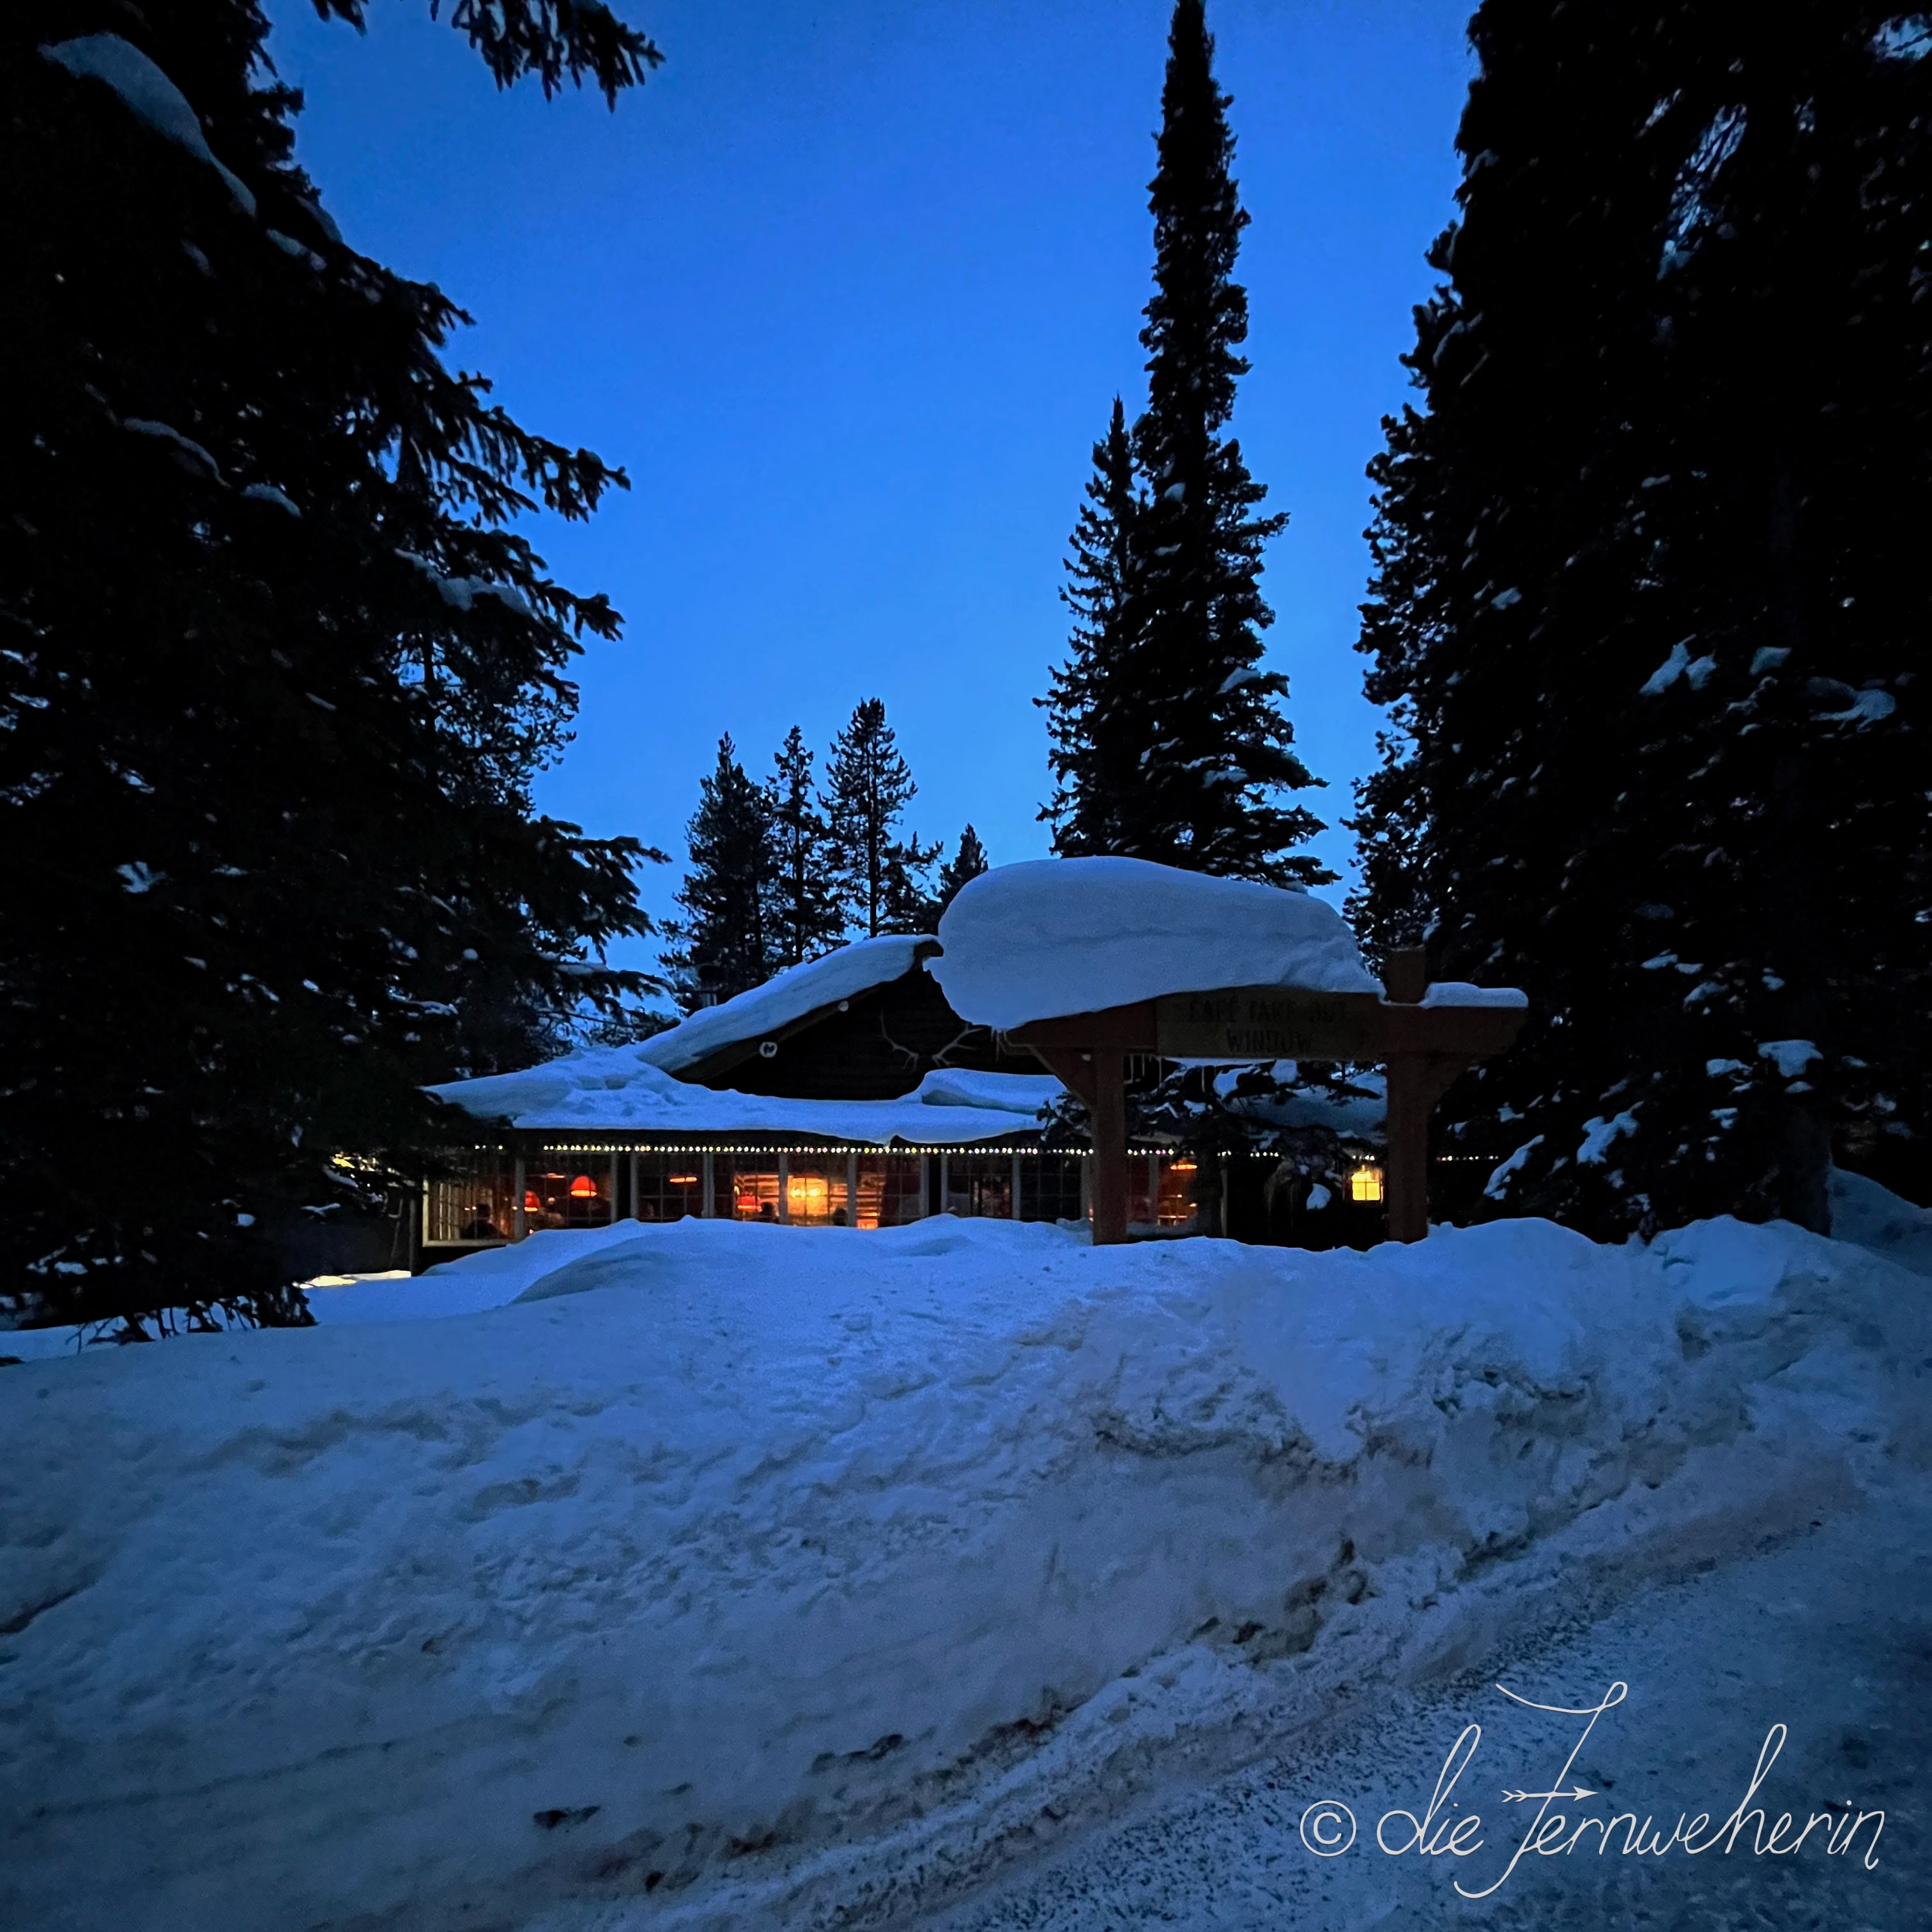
[930,857,1381,1030]
[427,1055,1055,1142]
[3,1198,1917,1924]
[636,934,932,1077]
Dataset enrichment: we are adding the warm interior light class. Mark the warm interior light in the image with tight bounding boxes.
[786,1174,829,1215]
[1349,1163,1385,1204]
[523,1190,542,1215]
[1170,1158,1197,1173]
[667,1172,699,1187]
[569,1175,599,1199]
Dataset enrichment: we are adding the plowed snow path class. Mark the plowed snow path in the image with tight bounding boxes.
[932,1484,1930,1932]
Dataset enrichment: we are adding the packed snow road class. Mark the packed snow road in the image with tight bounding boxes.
[1,1174,1926,1932]
[924,1485,1929,1932]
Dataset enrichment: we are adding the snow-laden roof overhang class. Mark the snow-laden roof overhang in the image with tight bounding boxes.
[427,1059,1064,1144]
[637,934,937,1078]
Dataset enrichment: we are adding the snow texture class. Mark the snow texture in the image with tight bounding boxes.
[638,935,935,1077]
[1819,687,1896,726]
[122,417,222,482]
[1758,1038,1822,1079]
[1576,1108,1640,1164]
[3,1195,1925,1931]
[241,482,300,517]
[931,859,1381,1031]
[42,36,256,217]
[1639,643,1717,696]
[429,1055,1054,1141]
[1418,979,1528,1009]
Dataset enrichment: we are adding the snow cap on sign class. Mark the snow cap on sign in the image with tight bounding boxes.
[929,857,1381,1031]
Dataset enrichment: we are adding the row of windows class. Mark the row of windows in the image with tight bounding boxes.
[424,1148,1208,1245]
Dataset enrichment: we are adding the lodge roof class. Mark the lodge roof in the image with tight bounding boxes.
[638,934,940,1082]
[428,1059,1064,1142]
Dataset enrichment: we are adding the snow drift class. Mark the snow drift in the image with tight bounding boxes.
[1,1184,1925,1932]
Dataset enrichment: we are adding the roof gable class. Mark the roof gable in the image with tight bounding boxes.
[639,935,937,1082]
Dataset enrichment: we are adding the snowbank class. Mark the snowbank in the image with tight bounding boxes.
[1,1200,1924,1932]
[931,858,1381,1029]
[427,1055,1054,1141]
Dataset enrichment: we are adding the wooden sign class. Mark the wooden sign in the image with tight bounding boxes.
[1013,951,1526,1248]
[1153,987,1384,1062]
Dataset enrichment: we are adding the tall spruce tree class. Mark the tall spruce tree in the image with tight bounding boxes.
[661,736,777,1009]
[1094,0,1327,885]
[3,1,661,1328]
[822,698,937,937]
[765,725,843,970]
[935,824,990,916]
[1041,399,1141,855]
[1353,2,1931,1237]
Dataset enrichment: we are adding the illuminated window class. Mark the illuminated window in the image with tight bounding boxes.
[786,1173,830,1217]
[1349,1163,1385,1204]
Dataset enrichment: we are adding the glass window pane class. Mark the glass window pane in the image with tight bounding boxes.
[1019,1153,1085,1224]
[722,1160,782,1223]
[532,1152,615,1230]
[784,1156,852,1227]
[634,1153,705,1223]
[855,1155,923,1228]
[1156,1154,1199,1228]
[425,1151,516,1245]
[944,1153,1015,1219]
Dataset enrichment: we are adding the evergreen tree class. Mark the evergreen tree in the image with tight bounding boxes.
[661,737,777,1009]
[935,824,990,916]
[1352,2,1930,1237]
[1109,0,1329,885]
[1041,399,1141,855]
[765,725,843,969]
[1,1,661,1328]
[822,698,936,937]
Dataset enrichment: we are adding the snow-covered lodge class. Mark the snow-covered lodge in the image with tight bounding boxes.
[408,857,1506,1270]
[418,930,1386,1266]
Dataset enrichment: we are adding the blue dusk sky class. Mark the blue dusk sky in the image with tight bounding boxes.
[263,0,1475,956]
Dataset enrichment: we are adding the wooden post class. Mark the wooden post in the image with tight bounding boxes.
[1383,1056,1430,1243]
[1089,1050,1129,1245]
[512,1154,526,1241]
[1383,949,1430,1243]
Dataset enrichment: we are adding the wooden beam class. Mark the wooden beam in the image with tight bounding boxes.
[1011,979,1522,1250]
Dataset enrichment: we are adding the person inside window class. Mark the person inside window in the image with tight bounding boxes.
[459,1204,498,1241]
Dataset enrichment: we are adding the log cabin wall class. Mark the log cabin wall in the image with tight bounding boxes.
[690,968,1040,1100]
